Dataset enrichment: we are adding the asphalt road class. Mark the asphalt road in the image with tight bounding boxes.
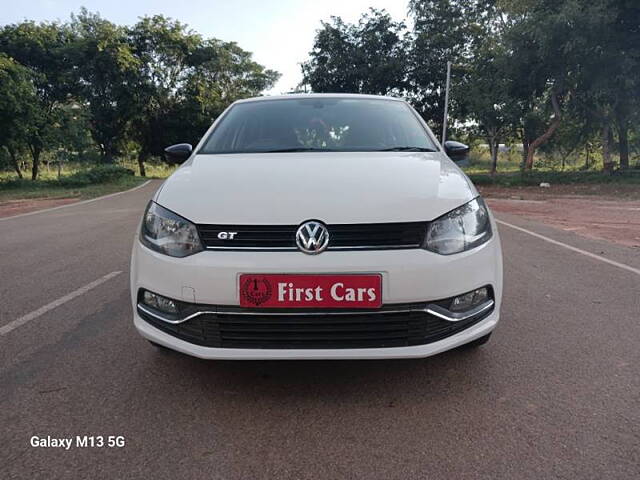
[1,180,639,480]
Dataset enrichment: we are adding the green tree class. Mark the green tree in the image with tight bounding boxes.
[185,38,280,135]
[408,0,492,133]
[0,21,77,179]
[569,0,640,170]
[70,9,140,164]
[301,9,408,95]
[128,15,279,175]
[612,0,640,169]
[0,54,38,178]
[127,16,201,175]
[53,102,96,163]
[500,0,639,171]
[454,4,519,173]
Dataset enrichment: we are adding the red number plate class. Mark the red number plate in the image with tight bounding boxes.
[239,274,382,309]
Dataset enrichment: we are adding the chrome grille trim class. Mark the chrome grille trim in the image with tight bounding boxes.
[137,299,495,325]
[197,221,427,251]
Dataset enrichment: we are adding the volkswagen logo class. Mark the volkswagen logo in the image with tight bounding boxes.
[295,221,330,255]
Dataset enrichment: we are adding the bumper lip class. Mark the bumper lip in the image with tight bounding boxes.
[136,298,495,325]
[134,309,499,360]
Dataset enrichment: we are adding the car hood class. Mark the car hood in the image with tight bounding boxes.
[156,152,478,224]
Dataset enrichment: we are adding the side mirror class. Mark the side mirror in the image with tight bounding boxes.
[164,143,193,163]
[444,140,470,162]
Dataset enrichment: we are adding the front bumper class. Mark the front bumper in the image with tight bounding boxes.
[130,223,502,359]
[134,308,499,359]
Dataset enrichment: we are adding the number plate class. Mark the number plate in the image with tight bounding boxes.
[239,274,382,309]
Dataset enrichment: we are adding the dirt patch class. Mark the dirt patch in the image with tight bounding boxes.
[0,197,80,218]
[482,186,640,248]
[479,183,640,201]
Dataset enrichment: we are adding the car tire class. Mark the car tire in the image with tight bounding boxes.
[461,332,492,349]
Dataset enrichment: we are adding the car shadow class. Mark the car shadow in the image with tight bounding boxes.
[144,340,499,403]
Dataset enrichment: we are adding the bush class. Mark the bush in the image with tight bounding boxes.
[0,178,35,190]
[56,165,134,187]
[0,165,135,190]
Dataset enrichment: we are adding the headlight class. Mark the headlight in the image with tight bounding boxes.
[140,201,203,257]
[424,197,492,255]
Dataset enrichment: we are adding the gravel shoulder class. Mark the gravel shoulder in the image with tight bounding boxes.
[481,184,640,248]
[0,177,148,218]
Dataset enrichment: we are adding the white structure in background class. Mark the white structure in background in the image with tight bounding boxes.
[442,61,452,144]
[478,144,514,153]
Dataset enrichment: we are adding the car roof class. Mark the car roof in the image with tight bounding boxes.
[234,93,406,104]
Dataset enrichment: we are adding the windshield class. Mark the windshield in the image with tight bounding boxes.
[198,97,438,154]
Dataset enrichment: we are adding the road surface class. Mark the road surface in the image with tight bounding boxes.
[1,181,639,479]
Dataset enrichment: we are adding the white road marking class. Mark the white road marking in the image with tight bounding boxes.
[0,180,151,222]
[496,219,640,277]
[0,271,123,337]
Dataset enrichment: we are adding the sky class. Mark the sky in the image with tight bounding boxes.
[0,0,410,94]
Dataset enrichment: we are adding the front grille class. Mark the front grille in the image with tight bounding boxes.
[138,304,490,349]
[197,222,427,251]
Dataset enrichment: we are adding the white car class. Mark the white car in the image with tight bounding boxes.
[130,94,502,360]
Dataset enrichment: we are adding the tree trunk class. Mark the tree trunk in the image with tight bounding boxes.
[521,136,529,170]
[137,151,147,177]
[525,91,562,170]
[602,123,613,173]
[489,137,499,175]
[100,143,116,164]
[584,144,590,170]
[30,146,41,181]
[617,117,629,170]
[7,147,23,179]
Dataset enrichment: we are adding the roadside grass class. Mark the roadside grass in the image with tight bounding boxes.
[0,159,174,204]
[141,162,176,179]
[463,155,521,175]
[0,167,147,204]
[463,149,640,187]
[1,158,177,182]
[119,160,176,179]
[464,148,640,174]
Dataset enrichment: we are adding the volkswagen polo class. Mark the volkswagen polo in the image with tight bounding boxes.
[130,94,503,359]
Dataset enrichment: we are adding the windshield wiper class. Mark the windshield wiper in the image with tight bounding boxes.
[263,147,334,153]
[376,146,438,152]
